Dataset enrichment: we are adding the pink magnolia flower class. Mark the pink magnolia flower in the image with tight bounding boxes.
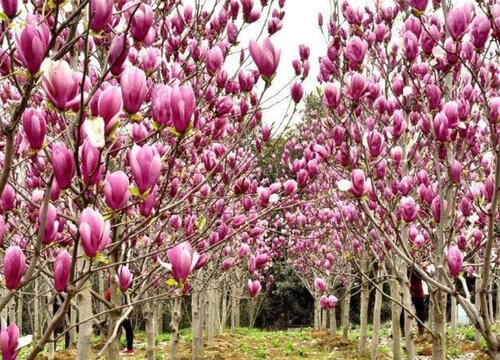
[206,46,224,74]
[320,295,338,309]
[39,203,58,245]
[53,250,71,292]
[410,0,428,12]
[350,169,366,197]
[470,16,491,49]
[323,83,341,109]
[221,257,235,271]
[130,3,153,42]
[314,278,327,292]
[0,215,5,247]
[433,113,450,142]
[247,279,262,298]
[366,130,384,157]
[291,82,304,103]
[42,60,81,110]
[249,37,281,80]
[116,265,133,292]
[104,171,130,210]
[166,241,200,282]
[78,208,110,258]
[81,141,103,186]
[108,34,129,76]
[450,159,463,183]
[283,179,297,195]
[170,85,196,133]
[1,0,17,18]
[489,97,500,124]
[344,36,368,64]
[431,196,447,223]
[152,85,172,126]
[90,0,113,32]
[120,66,148,114]
[3,246,26,289]
[129,145,161,194]
[22,108,46,150]
[447,8,468,41]
[1,185,15,212]
[403,31,419,61]
[0,323,19,360]
[51,143,76,190]
[399,196,419,223]
[344,72,366,101]
[98,86,122,129]
[15,20,50,73]
[447,245,463,277]
[238,70,256,92]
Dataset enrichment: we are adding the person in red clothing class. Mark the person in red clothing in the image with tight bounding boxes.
[103,288,134,355]
[400,269,426,336]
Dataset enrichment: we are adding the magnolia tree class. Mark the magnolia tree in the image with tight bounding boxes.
[0,0,300,359]
[277,0,500,359]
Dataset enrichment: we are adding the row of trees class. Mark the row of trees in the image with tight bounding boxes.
[0,0,498,359]
[279,0,500,359]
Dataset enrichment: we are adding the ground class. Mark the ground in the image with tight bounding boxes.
[25,324,493,359]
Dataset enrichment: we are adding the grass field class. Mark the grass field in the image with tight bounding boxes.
[26,324,494,359]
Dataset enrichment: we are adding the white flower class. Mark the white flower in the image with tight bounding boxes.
[337,179,352,192]
[84,117,105,148]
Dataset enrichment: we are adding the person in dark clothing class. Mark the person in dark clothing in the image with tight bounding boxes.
[400,270,426,336]
[103,288,134,355]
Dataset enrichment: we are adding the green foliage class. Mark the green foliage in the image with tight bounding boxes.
[255,265,314,329]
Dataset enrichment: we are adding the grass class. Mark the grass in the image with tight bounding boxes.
[24,323,492,359]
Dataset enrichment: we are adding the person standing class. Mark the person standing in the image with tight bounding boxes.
[103,288,134,355]
[400,269,426,336]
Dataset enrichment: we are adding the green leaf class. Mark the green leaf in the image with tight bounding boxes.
[167,127,180,137]
[152,121,163,132]
[129,186,141,197]
[130,113,142,122]
[165,278,178,286]
[102,213,113,220]
[196,215,206,231]
[95,254,109,265]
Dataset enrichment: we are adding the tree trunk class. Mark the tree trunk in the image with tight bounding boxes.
[402,272,415,360]
[314,292,321,330]
[144,301,156,360]
[475,276,481,346]
[214,287,221,335]
[431,278,447,360]
[390,278,401,360]
[341,282,351,340]
[221,284,227,331]
[47,294,54,360]
[329,308,336,334]
[76,285,93,359]
[322,309,327,329]
[157,302,164,335]
[359,263,370,356]
[34,279,40,338]
[207,288,215,342]
[496,273,500,321]
[371,264,383,360]
[69,306,76,348]
[450,295,457,338]
[16,295,22,331]
[170,296,182,360]
[192,287,202,360]
[230,283,239,333]
[249,298,257,328]
[105,286,122,359]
